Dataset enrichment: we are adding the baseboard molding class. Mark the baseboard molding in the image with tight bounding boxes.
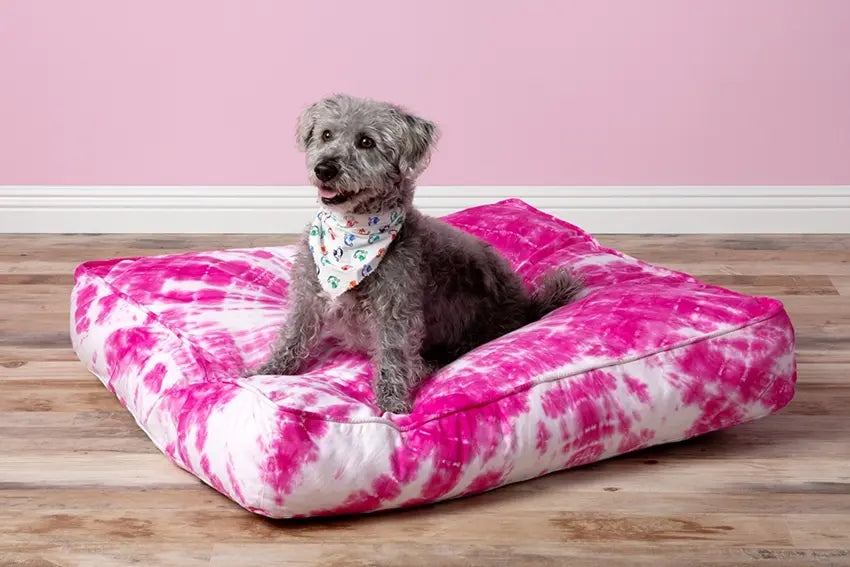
[1,186,848,234]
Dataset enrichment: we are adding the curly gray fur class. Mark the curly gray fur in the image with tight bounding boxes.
[254,94,582,413]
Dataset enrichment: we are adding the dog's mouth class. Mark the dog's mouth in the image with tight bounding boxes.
[318,185,351,205]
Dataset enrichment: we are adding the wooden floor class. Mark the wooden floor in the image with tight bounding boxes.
[1,234,849,567]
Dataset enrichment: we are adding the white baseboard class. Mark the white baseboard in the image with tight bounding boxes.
[1,186,848,234]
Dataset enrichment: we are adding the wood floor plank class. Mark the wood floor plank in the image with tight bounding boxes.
[0,509,794,546]
[0,325,74,346]
[0,452,197,487]
[795,362,850,384]
[0,346,81,364]
[0,411,153,444]
[0,380,125,412]
[0,547,213,567]
[0,273,76,285]
[655,261,850,276]
[774,296,850,321]
[785,514,850,548]
[0,233,297,263]
[598,234,850,253]
[8,543,850,567]
[694,274,839,296]
[0,487,239,512]
[2,486,849,516]
[833,276,850,296]
[1,233,848,566]
[1,288,76,312]
[208,543,850,567]
[0,361,92,381]
[0,436,159,455]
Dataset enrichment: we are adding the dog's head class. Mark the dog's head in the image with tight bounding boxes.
[295,94,438,212]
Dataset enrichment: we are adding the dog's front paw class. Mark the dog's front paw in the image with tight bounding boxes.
[376,391,412,414]
[375,368,413,414]
[250,356,299,377]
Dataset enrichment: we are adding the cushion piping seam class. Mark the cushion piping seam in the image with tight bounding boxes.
[403,308,789,432]
[77,257,788,432]
[230,307,790,430]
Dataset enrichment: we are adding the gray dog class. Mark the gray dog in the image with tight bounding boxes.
[254,94,581,413]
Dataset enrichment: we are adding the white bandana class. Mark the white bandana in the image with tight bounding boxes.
[308,207,405,297]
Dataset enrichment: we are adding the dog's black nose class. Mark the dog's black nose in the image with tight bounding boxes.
[314,161,339,182]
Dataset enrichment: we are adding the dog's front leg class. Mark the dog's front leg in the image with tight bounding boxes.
[256,295,323,376]
[254,252,325,376]
[369,278,427,414]
[374,316,427,414]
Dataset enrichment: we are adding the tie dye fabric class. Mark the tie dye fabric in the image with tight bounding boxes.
[70,199,797,519]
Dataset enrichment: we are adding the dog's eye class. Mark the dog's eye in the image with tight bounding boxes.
[356,135,375,149]
[321,130,333,142]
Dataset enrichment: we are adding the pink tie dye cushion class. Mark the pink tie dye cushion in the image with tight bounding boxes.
[70,199,796,518]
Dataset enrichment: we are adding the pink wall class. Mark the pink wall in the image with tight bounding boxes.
[1,0,849,186]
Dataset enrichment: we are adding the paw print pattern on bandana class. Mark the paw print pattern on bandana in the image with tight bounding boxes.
[308,206,406,297]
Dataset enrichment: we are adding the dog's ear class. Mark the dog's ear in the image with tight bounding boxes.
[295,96,345,151]
[295,102,320,151]
[398,112,439,178]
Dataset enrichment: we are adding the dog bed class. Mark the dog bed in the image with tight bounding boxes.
[70,199,796,518]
